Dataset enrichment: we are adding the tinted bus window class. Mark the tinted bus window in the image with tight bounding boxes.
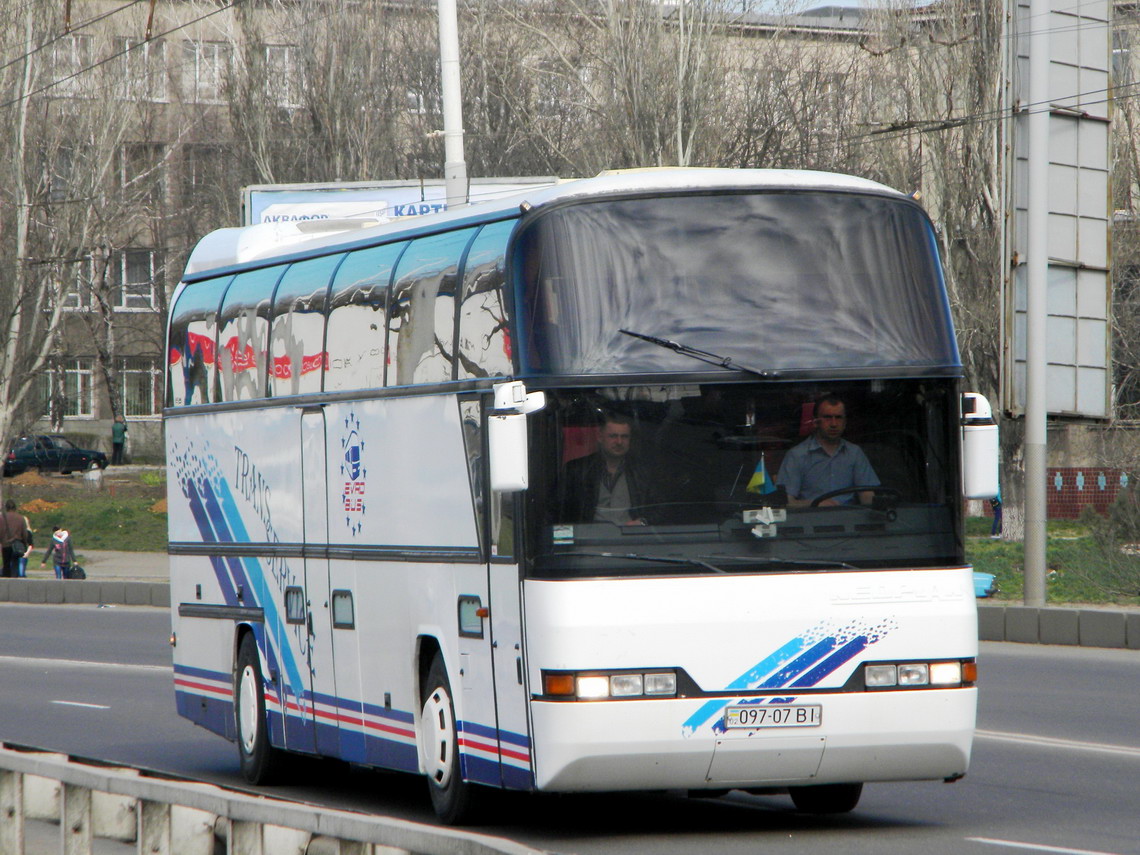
[516,192,957,377]
[167,275,231,407]
[326,242,406,393]
[218,267,283,401]
[457,220,515,380]
[389,229,476,386]
[269,254,342,397]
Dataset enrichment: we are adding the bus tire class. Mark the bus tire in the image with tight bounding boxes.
[235,634,283,784]
[789,782,863,814]
[419,654,475,824]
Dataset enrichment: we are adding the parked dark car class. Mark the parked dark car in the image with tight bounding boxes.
[3,435,108,476]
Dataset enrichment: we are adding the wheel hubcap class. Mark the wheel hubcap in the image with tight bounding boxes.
[419,686,455,787]
[238,665,259,755]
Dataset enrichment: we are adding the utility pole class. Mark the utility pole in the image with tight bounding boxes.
[1023,0,1049,607]
[437,0,468,210]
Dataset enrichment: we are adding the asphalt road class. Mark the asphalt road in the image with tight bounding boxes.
[1,603,1138,855]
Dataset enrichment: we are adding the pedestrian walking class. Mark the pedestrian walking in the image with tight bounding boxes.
[16,517,33,578]
[111,415,128,465]
[41,526,77,580]
[1,500,30,578]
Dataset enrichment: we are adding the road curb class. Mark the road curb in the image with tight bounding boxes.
[0,578,170,608]
[978,603,1140,650]
[1,583,1137,650]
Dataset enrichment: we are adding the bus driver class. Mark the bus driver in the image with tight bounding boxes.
[777,395,879,507]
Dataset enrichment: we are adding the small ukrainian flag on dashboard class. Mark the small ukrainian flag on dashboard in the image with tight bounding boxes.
[746,454,776,494]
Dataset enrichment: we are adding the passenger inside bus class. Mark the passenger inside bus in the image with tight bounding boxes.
[553,410,657,525]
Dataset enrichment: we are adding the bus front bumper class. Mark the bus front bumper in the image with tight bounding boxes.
[528,688,976,792]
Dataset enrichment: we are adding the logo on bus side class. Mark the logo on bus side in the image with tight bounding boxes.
[340,410,366,536]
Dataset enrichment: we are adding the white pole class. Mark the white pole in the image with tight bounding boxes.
[437,0,468,209]
[1024,0,1049,607]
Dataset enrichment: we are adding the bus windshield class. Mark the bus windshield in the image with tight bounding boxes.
[525,379,963,578]
[514,191,959,377]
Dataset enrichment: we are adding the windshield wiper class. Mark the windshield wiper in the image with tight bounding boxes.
[619,329,778,379]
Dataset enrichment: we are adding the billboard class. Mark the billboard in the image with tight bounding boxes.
[241,177,558,227]
[1002,0,1111,419]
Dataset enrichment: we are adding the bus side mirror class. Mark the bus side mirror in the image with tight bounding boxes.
[489,381,546,492]
[961,392,999,499]
[489,414,528,492]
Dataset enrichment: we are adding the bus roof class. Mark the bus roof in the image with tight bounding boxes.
[181,168,907,281]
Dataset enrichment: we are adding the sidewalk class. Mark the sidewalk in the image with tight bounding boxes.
[0,550,169,607]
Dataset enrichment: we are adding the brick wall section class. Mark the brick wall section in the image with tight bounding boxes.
[1045,467,1129,519]
[980,468,1131,520]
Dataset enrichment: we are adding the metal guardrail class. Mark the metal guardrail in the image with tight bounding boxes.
[0,743,545,855]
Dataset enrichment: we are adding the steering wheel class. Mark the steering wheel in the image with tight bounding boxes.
[809,485,902,508]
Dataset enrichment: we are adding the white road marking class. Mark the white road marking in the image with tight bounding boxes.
[51,700,111,710]
[967,837,1124,855]
[0,655,170,674]
[975,729,1140,760]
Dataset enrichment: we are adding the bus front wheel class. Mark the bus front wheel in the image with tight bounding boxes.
[789,782,863,814]
[235,634,283,784]
[419,654,475,824]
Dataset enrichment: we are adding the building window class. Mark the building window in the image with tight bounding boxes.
[116,37,167,101]
[51,34,94,97]
[45,145,86,204]
[120,144,166,207]
[120,357,162,417]
[59,256,92,311]
[111,249,159,310]
[181,143,226,206]
[42,358,95,419]
[265,45,302,108]
[66,358,95,417]
[184,41,231,103]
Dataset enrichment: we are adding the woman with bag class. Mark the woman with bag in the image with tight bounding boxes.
[1,500,30,578]
[41,526,78,580]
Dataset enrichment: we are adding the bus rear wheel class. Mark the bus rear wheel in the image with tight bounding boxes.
[235,634,283,784]
[419,654,475,824]
[789,783,863,814]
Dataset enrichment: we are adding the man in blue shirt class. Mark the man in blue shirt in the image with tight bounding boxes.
[777,395,879,506]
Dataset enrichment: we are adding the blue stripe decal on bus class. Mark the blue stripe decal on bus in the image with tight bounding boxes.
[681,617,896,737]
[172,440,308,719]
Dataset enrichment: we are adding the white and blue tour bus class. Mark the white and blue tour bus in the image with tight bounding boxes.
[165,168,998,823]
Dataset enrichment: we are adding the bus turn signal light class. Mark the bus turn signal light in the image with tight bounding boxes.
[544,674,576,696]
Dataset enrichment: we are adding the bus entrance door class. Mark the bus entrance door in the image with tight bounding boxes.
[488,553,531,789]
[300,408,351,758]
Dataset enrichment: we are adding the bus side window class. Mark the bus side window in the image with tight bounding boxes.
[218,267,283,402]
[389,229,476,386]
[457,220,516,380]
[268,254,341,398]
[326,242,405,393]
[459,400,486,553]
[168,275,231,407]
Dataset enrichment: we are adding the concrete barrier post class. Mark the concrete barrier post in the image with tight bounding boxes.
[0,769,24,855]
[62,782,93,855]
[138,801,172,855]
[230,819,264,855]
